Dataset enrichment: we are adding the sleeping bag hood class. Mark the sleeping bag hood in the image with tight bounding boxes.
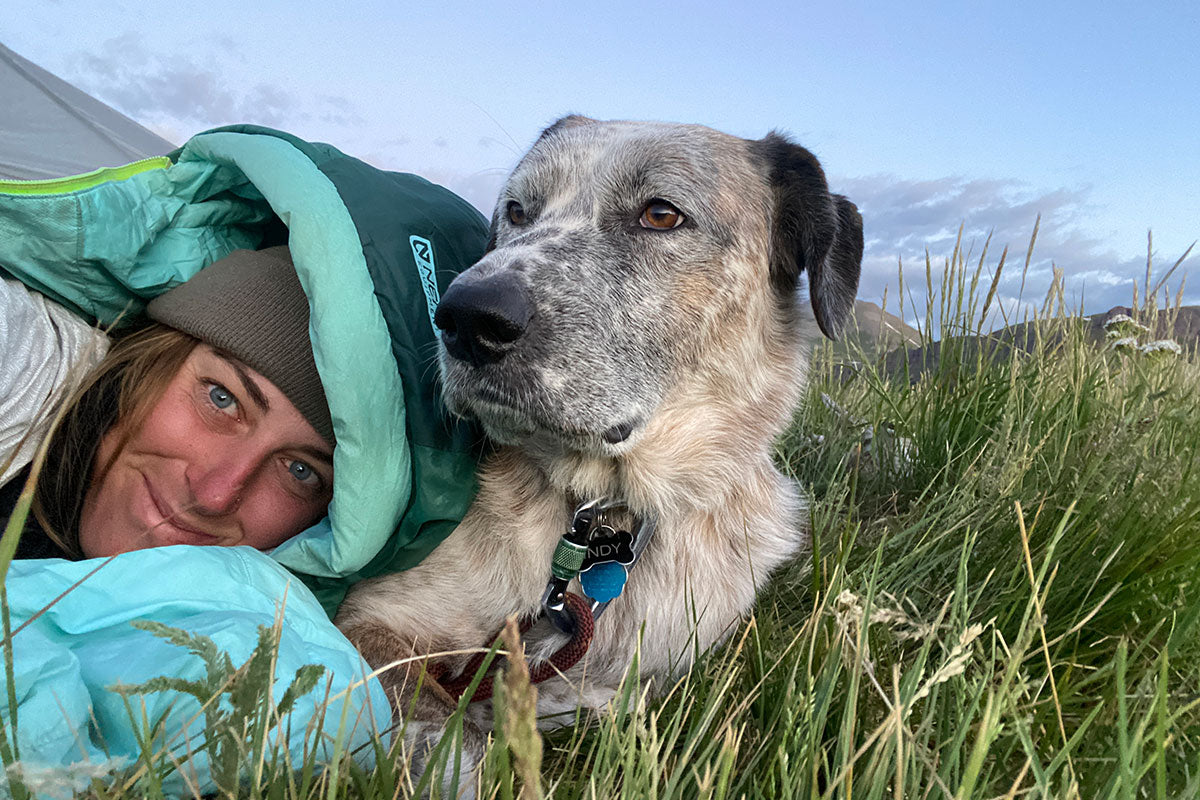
[0,125,489,615]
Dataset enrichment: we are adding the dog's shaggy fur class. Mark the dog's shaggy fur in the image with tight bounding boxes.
[335,116,862,767]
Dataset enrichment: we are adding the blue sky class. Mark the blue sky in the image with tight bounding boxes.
[4,0,1197,324]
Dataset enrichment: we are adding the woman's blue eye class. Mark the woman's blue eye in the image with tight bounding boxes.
[208,384,236,410]
[288,460,316,483]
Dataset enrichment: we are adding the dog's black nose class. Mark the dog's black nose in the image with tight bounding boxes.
[435,274,532,366]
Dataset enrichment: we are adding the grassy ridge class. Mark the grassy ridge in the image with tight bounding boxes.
[3,235,1199,798]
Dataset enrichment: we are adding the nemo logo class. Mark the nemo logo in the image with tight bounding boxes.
[410,235,439,332]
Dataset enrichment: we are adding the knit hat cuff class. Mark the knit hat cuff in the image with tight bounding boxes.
[146,247,334,445]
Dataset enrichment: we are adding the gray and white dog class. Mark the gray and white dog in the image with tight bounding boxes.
[336,116,862,776]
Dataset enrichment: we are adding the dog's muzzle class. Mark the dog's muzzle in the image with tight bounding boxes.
[434,268,644,450]
[434,273,533,366]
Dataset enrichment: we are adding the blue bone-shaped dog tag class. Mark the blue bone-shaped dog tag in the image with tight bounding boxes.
[581,561,628,603]
[579,525,636,603]
[581,526,635,570]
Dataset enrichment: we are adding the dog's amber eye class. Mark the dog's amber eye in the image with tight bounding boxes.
[640,200,684,230]
[507,201,528,225]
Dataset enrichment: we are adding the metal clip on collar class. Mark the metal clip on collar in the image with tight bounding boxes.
[540,498,612,634]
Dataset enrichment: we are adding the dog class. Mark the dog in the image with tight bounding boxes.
[334,115,862,777]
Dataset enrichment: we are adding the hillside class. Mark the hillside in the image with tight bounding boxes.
[828,300,922,363]
[881,304,1200,382]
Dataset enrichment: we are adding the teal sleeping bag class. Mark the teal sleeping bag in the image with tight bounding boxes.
[0,125,490,795]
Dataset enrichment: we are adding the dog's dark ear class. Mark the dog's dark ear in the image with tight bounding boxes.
[753,132,863,339]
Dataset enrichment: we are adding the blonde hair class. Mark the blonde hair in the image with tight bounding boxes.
[33,324,199,557]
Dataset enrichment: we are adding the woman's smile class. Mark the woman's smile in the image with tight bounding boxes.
[78,345,334,558]
[140,473,227,547]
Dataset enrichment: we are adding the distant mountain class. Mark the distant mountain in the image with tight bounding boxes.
[881,305,1200,382]
[826,300,922,364]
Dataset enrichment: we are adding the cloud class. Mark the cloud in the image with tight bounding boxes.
[64,33,360,131]
[411,168,509,218]
[838,174,1196,327]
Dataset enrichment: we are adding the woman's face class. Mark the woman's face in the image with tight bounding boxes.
[78,345,334,558]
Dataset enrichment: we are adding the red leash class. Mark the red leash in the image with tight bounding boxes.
[438,592,595,702]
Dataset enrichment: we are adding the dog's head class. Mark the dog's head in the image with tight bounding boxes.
[435,116,862,456]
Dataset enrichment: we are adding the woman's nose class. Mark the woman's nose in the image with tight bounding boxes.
[184,450,258,515]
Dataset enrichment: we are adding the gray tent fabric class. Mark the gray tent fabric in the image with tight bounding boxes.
[0,41,174,180]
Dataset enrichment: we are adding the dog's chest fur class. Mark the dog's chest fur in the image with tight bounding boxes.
[341,437,806,722]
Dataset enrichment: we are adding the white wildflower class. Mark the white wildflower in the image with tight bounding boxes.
[1108,336,1139,351]
[1103,314,1149,334]
[1139,339,1182,356]
[7,758,128,799]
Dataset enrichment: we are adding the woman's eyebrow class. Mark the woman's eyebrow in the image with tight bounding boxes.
[209,349,332,464]
[212,350,271,413]
[293,444,334,467]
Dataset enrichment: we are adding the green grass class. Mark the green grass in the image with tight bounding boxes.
[4,231,1199,799]
[524,308,1200,798]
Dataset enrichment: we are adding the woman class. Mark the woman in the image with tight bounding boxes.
[0,125,489,796]
[4,247,336,560]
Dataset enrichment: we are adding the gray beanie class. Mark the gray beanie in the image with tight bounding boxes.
[146,246,334,445]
